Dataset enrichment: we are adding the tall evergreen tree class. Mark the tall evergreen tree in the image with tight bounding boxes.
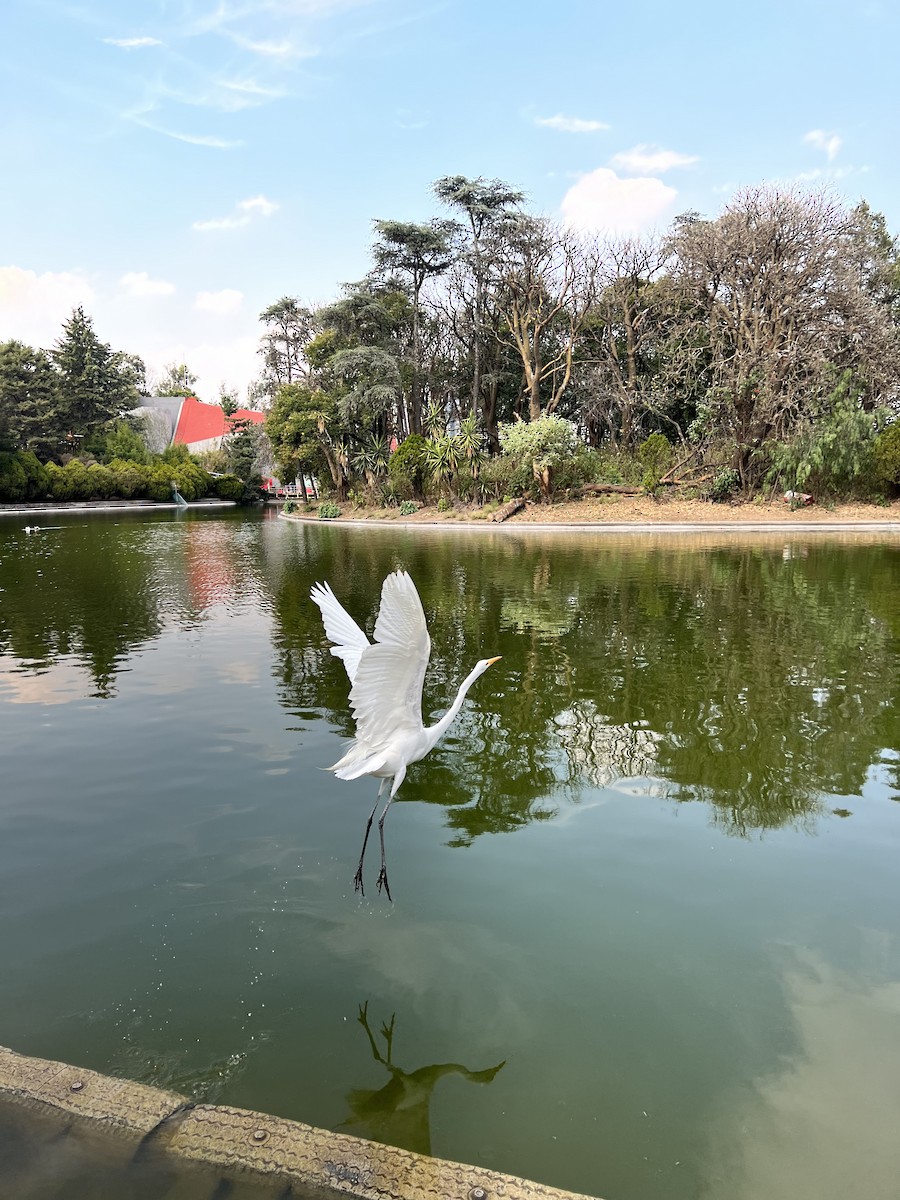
[0,339,61,455]
[52,307,136,440]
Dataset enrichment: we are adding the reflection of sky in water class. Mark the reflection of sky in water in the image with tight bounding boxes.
[703,944,900,1200]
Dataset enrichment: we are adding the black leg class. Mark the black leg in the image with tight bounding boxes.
[376,798,394,902]
[354,800,379,895]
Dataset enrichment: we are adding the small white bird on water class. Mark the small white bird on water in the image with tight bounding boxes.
[311,570,501,900]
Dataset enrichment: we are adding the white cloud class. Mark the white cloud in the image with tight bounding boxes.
[119,271,175,297]
[610,144,699,174]
[0,266,95,347]
[561,168,677,235]
[195,289,244,315]
[536,113,610,134]
[804,129,842,161]
[192,194,279,231]
[238,195,278,217]
[103,36,163,48]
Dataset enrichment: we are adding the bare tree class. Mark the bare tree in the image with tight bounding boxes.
[666,186,900,482]
[490,215,598,420]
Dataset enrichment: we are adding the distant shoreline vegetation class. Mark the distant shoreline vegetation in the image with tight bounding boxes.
[2,178,900,508]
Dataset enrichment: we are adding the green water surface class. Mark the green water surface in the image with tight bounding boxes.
[0,509,898,1200]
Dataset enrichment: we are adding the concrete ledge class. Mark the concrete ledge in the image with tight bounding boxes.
[0,1045,601,1200]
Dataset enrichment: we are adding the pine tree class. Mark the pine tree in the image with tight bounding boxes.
[52,307,135,440]
[0,339,61,456]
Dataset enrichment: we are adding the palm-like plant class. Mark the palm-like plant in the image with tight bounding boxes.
[351,433,391,497]
[424,434,461,497]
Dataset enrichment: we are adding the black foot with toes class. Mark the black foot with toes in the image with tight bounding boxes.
[376,868,392,903]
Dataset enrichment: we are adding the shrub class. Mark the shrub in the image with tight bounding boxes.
[437,497,452,513]
[388,434,428,500]
[0,451,49,502]
[86,463,115,499]
[707,467,741,502]
[282,498,297,514]
[211,474,244,502]
[873,422,900,489]
[399,500,419,516]
[105,459,145,499]
[318,501,341,519]
[498,416,578,501]
[637,433,674,494]
[766,372,879,497]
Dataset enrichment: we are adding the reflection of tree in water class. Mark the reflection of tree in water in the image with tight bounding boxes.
[271,531,900,840]
[0,523,164,697]
[337,1002,504,1156]
[0,513,272,697]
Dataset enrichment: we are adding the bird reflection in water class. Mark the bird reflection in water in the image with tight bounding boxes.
[338,1002,505,1156]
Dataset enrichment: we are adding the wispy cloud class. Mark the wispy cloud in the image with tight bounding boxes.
[120,272,175,297]
[192,194,279,232]
[804,129,842,161]
[127,107,242,147]
[536,113,610,134]
[220,78,286,101]
[794,164,863,183]
[610,144,699,174]
[103,36,163,49]
[195,289,244,315]
[561,168,677,235]
[226,32,317,58]
[395,107,428,130]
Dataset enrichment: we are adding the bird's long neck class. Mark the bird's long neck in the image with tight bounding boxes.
[426,665,484,751]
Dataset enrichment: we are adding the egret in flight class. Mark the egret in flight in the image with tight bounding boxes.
[311,570,501,900]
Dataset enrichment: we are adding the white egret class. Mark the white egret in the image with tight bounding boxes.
[311,570,500,900]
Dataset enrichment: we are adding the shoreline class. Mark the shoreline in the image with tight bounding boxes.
[278,495,900,535]
[0,500,237,519]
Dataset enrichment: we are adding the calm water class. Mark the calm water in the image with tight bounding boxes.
[1,509,899,1200]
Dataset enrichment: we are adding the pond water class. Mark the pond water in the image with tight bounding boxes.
[0,509,899,1200]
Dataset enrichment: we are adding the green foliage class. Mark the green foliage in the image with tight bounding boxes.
[499,416,578,469]
[282,498,297,514]
[318,501,341,519]
[498,416,579,500]
[388,434,428,498]
[873,423,900,489]
[766,372,880,496]
[53,307,138,437]
[0,340,60,456]
[437,497,452,513]
[211,474,244,502]
[399,500,419,515]
[103,419,150,464]
[0,450,48,501]
[161,442,191,466]
[156,362,198,398]
[707,467,741,502]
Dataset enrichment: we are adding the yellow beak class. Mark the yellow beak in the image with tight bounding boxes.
[486,656,502,666]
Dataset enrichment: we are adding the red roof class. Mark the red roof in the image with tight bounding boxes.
[173,396,265,446]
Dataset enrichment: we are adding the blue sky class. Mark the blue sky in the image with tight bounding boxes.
[2,0,898,402]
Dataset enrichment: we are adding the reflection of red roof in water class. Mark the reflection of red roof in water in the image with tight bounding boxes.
[173,396,265,446]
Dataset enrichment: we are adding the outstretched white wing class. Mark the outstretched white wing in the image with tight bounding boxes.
[310,580,370,682]
[350,571,431,748]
